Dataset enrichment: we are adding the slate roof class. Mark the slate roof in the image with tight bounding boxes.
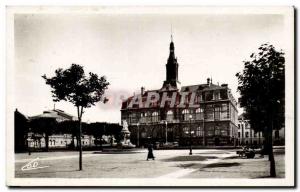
[30,109,77,121]
[180,83,227,92]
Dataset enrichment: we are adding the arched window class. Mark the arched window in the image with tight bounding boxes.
[182,109,190,121]
[152,111,159,122]
[144,112,150,122]
[166,110,174,121]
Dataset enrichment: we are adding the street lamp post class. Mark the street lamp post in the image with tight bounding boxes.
[27,137,31,156]
[27,130,32,156]
[161,120,168,144]
[137,122,140,148]
[189,114,193,155]
[202,107,206,146]
[165,121,168,144]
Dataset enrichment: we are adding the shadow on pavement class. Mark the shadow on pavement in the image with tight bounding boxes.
[203,162,240,168]
[163,155,217,162]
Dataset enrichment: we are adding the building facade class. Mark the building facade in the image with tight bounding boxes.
[237,114,285,146]
[28,109,96,149]
[121,39,238,147]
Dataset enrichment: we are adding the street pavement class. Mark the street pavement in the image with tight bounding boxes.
[15,148,285,178]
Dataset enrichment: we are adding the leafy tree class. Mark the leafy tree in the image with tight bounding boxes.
[236,43,285,177]
[85,122,107,149]
[30,117,58,151]
[106,123,123,145]
[57,120,80,149]
[42,64,109,170]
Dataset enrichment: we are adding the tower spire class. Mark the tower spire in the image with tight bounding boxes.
[163,28,179,89]
[171,24,173,42]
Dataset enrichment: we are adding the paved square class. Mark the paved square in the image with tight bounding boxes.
[15,148,285,178]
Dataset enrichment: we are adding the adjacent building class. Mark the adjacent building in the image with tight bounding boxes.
[121,38,239,147]
[26,109,95,150]
[237,114,285,146]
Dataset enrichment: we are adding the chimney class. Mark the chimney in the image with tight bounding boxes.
[141,86,145,95]
[207,78,210,85]
[221,84,228,88]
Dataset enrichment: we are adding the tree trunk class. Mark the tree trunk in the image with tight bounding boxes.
[268,130,276,177]
[263,130,270,156]
[77,106,83,171]
[78,119,82,171]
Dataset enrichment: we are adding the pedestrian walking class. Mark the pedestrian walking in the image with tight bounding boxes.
[147,143,155,160]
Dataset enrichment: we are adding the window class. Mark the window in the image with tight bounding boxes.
[215,127,221,136]
[245,122,249,129]
[221,129,228,136]
[195,108,204,120]
[220,89,228,99]
[183,127,189,135]
[221,103,229,119]
[129,113,138,124]
[214,106,220,120]
[214,91,220,100]
[144,113,150,122]
[206,105,214,120]
[238,132,241,138]
[139,112,143,122]
[152,111,159,122]
[166,110,174,121]
[245,132,249,138]
[182,109,190,121]
[205,91,214,101]
[197,94,203,102]
[275,130,280,139]
[238,124,240,129]
[196,127,203,137]
[207,129,214,136]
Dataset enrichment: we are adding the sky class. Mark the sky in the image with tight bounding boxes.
[13,10,289,123]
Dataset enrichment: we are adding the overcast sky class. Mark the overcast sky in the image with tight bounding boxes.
[13,11,288,123]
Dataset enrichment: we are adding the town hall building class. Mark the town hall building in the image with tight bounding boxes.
[121,38,238,147]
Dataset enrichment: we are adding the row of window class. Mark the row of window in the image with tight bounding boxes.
[238,123,250,129]
[180,127,228,137]
[184,89,229,102]
[49,140,90,146]
[238,132,261,138]
[125,104,232,124]
[238,130,280,139]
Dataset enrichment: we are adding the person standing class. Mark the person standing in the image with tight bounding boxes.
[147,143,155,160]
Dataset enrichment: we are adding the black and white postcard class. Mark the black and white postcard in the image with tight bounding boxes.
[6,6,295,187]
